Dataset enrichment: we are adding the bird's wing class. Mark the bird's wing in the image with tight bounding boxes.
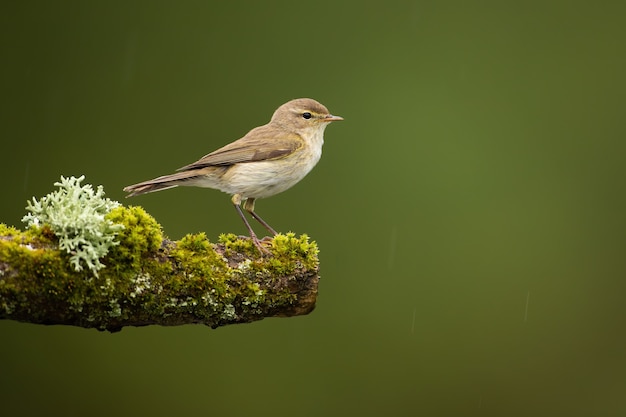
[177,127,304,171]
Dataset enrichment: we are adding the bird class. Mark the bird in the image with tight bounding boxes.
[123,98,343,253]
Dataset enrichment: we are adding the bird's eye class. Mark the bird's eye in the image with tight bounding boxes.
[302,112,312,119]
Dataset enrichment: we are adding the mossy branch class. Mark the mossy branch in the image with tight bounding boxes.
[0,206,320,332]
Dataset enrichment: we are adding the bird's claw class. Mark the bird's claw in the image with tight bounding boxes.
[237,235,272,255]
[252,236,272,255]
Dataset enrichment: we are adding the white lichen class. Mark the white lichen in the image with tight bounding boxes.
[2,300,16,315]
[108,298,122,317]
[21,175,124,276]
[241,284,264,311]
[100,277,114,294]
[165,296,197,309]
[220,304,236,320]
[236,258,252,273]
[201,291,219,310]
[130,273,152,298]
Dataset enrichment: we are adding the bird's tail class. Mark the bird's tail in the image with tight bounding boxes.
[123,171,205,197]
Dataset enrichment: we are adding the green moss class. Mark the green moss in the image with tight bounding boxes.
[218,233,257,256]
[168,232,233,320]
[105,205,163,272]
[217,232,319,272]
[1,215,319,330]
[163,232,319,323]
[268,232,319,273]
[0,224,73,317]
[0,224,20,237]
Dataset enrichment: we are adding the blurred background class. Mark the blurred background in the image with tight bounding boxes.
[1,1,625,416]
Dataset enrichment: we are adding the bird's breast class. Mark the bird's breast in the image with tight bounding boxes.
[219,131,324,199]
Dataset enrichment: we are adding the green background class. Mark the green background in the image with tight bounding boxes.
[2,1,625,416]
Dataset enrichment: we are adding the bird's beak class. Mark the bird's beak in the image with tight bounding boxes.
[323,114,344,122]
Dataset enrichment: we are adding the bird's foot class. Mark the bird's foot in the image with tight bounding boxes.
[237,234,272,255]
[251,235,272,255]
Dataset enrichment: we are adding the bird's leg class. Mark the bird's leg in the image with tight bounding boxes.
[231,194,269,254]
[243,198,278,236]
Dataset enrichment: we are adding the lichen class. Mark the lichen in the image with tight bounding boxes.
[21,175,123,276]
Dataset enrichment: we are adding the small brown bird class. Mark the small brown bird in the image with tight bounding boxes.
[124,98,343,252]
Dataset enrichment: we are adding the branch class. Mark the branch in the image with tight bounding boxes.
[0,206,319,332]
